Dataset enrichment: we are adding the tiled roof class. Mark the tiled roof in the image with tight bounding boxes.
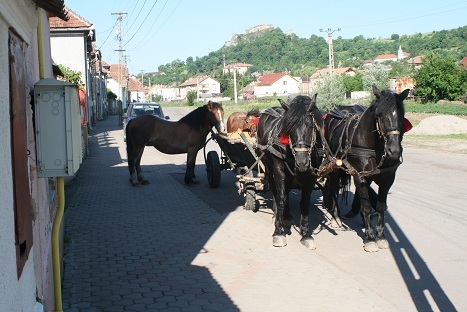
[179,75,212,87]
[461,56,467,68]
[108,64,130,85]
[256,72,287,86]
[375,54,398,60]
[408,56,423,64]
[49,6,92,29]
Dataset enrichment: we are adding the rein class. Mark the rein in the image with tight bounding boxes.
[257,111,324,176]
[323,110,402,180]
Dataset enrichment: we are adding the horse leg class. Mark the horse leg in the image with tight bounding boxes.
[283,188,294,232]
[135,148,149,185]
[184,150,199,185]
[272,168,287,247]
[128,146,144,186]
[356,180,378,252]
[374,181,393,249]
[299,182,316,250]
[322,172,343,227]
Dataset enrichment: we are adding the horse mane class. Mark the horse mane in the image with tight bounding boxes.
[246,108,261,117]
[179,104,209,131]
[179,102,223,131]
[279,96,318,134]
[370,89,405,117]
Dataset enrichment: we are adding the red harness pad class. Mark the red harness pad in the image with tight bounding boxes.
[279,134,289,145]
[403,118,413,133]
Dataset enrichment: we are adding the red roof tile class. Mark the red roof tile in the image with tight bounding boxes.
[49,6,92,29]
[257,72,288,86]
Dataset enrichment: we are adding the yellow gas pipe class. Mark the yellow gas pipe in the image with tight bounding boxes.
[52,177,64,312]
[37,8,64,312]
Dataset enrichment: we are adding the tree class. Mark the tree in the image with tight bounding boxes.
[187,91,197,106]
[414,53,466,102]
[313,74,346,112]
[363,63,390,91]
[391,34,400,40]
[342,72,363,93]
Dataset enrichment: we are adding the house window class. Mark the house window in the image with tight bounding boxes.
[9,29,33,279]
[283,81,287,85]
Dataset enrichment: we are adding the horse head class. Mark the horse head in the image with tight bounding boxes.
[279,94,321,172]
[372,85,410,160]
[207,101,226,133]
[245,108,261,134]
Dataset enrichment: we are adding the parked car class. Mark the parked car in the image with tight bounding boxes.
[122,102,170,141]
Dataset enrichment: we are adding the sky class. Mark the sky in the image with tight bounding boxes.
[65,0,467,75]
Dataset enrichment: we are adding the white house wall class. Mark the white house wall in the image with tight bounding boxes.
[0,2,55,311]
[50,34,87,83]
[254,75,300,98]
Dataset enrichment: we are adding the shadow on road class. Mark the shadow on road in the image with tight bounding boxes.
[62,117,239,311]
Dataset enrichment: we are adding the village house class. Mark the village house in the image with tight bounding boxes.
[223,62,253,75]
[0,1,77,311]
[253,72,300,98]
[178,75,221,100]
[375,46,410,63]
[309,67,357,90]
[148,84,181,102]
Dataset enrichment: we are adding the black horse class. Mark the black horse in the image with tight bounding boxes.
[126,101,226,186]
[256,94,324,249]
[322,85,410,252]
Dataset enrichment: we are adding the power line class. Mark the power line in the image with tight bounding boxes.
[124,0,159,46]
[130,0,181,51]
[123,0,147,36]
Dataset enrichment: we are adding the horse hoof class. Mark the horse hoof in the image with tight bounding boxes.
[185,178,200,186]
[363,241,379,252]
[130,180,139,186]
[140,179,150,185]
[300,237,316,250]
[273,235,287,247]
[377,238,390,249]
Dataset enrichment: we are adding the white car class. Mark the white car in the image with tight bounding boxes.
[122,102,170,141]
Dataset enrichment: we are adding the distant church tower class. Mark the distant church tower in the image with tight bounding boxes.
[397,45,406,60]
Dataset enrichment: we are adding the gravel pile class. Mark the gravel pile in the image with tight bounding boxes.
[406,115,467,135]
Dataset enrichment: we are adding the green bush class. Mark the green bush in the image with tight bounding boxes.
[187,91,197,106]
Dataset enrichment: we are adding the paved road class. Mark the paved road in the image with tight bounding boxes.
[61,109,466,311]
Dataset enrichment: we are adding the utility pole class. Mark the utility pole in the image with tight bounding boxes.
[111,12,127,106]
[320,28,340,76]
[233,66,238,104]
[140,70,145,87]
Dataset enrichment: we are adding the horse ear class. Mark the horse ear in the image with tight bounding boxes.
[278,99,289,110]
[207,100,212,109]
[307,93,318,111]
[372,85,381,99]
[399,89,410,100]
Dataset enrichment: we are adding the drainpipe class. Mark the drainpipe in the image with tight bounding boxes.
[37,8,64,312]
[52,177,64,312]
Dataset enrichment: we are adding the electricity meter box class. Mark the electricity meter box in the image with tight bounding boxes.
[34,79,82,177]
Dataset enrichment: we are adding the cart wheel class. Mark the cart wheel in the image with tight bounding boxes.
[206,150,221,188]
[244,186,256,211]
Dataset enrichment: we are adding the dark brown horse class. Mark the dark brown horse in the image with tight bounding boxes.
[322,85,409,252]
[126,101,226,186]
[256,95,324,249]
[226,108,260,136]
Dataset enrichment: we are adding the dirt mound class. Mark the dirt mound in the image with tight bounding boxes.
[406,115,467,135]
